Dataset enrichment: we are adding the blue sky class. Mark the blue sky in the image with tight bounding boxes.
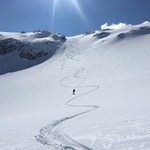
[0,0,150,36]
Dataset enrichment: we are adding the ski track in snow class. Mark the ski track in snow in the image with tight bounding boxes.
[36,39,100,150]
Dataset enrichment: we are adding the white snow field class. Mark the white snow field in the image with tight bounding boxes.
[0,22,150,150]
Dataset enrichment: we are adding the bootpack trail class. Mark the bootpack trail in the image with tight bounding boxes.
[36,39,100,150]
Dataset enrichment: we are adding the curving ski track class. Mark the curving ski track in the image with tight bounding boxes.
[36,39,100,150]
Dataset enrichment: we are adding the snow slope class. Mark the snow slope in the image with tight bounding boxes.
[0,22,150,150]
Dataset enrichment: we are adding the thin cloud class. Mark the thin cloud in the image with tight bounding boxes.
[101,23,131,30]
[142,21,149,24]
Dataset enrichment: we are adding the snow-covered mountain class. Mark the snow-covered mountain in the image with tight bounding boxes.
[0,22,150,150]
[0,30,66,75]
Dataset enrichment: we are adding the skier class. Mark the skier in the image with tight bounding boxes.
[73,89,75,95]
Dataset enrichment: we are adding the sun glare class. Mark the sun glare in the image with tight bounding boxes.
[50,0,89,30]
[72,0,88,23]
[51,0,58,30]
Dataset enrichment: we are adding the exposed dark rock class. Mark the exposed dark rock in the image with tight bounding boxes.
[33,31,51,38]
[117,26,150,40]
[32,30,66,42]
[83,31,94,35]
[60,35,66,41]
[0,38,52,59]
[117,33,125,39]
[19,47,48,60]
[0,38,23,55]
[20,31,26,34]
[52,34,66,42]
[33,30,48,33]
[94,32,110,39]
[130,26,150,35]
[102,29,112,31]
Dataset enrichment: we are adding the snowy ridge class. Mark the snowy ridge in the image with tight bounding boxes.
[117,26,150,39]
[0,30,66,75]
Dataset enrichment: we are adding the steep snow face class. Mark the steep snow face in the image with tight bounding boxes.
[0,30,66,75]
[0,22,150,150]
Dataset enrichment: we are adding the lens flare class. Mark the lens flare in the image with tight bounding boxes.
[51,0,58,30]
[50,0,91,31]
[71,0,88,25]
